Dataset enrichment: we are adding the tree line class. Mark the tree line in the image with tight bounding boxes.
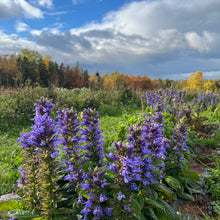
[0,49,219,91]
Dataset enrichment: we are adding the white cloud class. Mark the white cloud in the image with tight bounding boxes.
[0,31,45,54]
[30,29,43,36]
[203,71,220,79]
[30,22,64,36]
[185,31,215,53]
[15,21,29,32]
[46,10,70,16]
[38,0,53,9]
[15,0,44,18]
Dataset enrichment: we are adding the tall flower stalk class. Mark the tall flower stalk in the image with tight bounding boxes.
[106,112,169,218]
[18,132,39,211]
[81,108,104,168]
[18,97,59,219]
[168,120,189,168]
[57,108,84,188]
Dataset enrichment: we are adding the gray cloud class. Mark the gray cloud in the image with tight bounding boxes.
[0,1,21,18]
[0,0,44,19]
[31,31,92,53]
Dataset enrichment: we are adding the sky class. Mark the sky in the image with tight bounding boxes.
[0,0,220,80]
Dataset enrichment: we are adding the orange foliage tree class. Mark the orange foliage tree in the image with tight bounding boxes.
[0,54,22,87]
[103,71,130,90]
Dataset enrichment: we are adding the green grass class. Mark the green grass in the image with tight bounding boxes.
[100,107,142,149]
[0,134,23,196]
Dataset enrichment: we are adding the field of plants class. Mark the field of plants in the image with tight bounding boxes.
[0,86,220,220]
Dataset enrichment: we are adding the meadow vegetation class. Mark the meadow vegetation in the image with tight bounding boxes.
[0,85,219,220]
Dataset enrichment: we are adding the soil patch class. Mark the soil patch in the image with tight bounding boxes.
[179,193,216,219]
[198,124,219,138]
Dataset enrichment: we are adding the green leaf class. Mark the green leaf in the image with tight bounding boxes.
[185,184,201,194]
[137,197,144,210]
[133,199,142,217]
[155,183,175,201]
[185,171,200,182]
[148,189,158,201]
[187,181,200,189]
[179,193,194,201]
[140,215,146,220]
[78,190,89,199]
[164,176,182,192]
[155,198,178,220]
[144,208,159,220]
[153,159,164,167]
[3,210,39,220]
[145,198,165,213]
[53,208,75,215]
[31,218,43,220]
[0,201,23,211]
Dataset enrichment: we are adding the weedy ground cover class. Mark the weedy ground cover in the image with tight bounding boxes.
[0,135,23,196]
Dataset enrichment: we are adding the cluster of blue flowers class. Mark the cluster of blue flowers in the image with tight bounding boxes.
[145,89,186,112]
[105,111,169,217]
[194,91,220,109]
[18,97,59,179]
[78,167,111,219]
[82,108,104,167]
[171,121,189,167]
[57,108,84,186]
[57,107,109,219]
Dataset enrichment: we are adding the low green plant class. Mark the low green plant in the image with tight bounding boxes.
[0,134,23,196]
[205,156,220,199]
[210,200,220,216]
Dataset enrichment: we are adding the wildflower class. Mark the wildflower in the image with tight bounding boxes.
[79,167,109,219]
[18,97,59,219]
[93,205,103,216]
[82,108,104,167]
[57,108,84,187]
[99,193,108,202]
[103,207,113,216]
[117,192,126,201]
[168,120,189,168]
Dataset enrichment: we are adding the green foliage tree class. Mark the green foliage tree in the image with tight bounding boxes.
[17,49,42,64]
[16,49,43,85]
[38,58,50,87]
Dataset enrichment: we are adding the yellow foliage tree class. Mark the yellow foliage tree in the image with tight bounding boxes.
[204,79,215,92]
[43,55,51,68]
[187,71,204,90]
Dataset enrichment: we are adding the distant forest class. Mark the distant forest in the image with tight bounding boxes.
[0,49,220,91]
